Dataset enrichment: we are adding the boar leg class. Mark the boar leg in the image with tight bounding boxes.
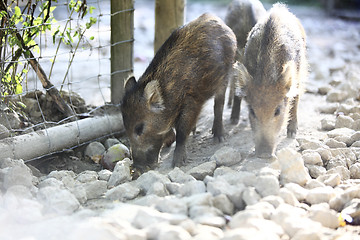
[287,95,299,138]
[172,105,202,167]
[213,85,227,142]
[163,129,176,147]
[230,95,242,125]
[227,76,235,108]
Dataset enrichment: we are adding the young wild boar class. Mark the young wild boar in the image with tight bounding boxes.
[121,13,237,169]
[236,3,307,158]
[225,0,266,124]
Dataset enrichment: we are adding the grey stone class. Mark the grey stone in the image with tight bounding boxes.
[184,192,212,208]
[222,228,280,240]
[316,148,332,163]
[321,118,335,131]
[148,181,169,197]
[107,158,132,188]
[298,139,324,151]
[187,161,216,180]
[189,205,225,228]
[104,138,120,149]
[84,141,105,160]
[76,170,98,183]
[348,132,360,146]
[284,183,308,202]
[317,173,341,187]
[214,169,256,187]
[261,195,285,208]
[309,208,340,229]
[350,163,360,179]
[37,186,80,214]
[305,179,326,189]
[318,103,338,114]
[0,124,10,139]
[330,191,355,212]
[136,170,170,193]
[5,185,33,199]
[157,225,192,240]
[242,187,261,206]
[302,151,323,166]
[229,209,263,229]
[166,182,182,195]
[83,180,107,200]
[254,175,280,197]
[306,164,327,179]
[292,230,323,240]
[245,201,276,219]
[211,194,235,215]
[326,156,347,170]
[168,167,195,183]
[326,90,348,102]
[3,163,34,189]
[335,115,354,129]
[278,188,299,206]
[327,128,355,138]
[47,170,76,188]
[179,180,206,197]
[154,196,187,215]
[210,146,241,166]
[105,182,140,201]
[207,178,245,209]
[38,177,64,189]
[272,204,319,238]
[277,148,311,186]
[327,166,350,180]
[69,184,87,204]
[325,138,347,148]
[98,169,112,181]
[305,187,337,205]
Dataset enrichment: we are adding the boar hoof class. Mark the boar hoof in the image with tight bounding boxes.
[287,129,297,139]
[230,117,239,125]
[172,148,187,167]
[213,135,225,143]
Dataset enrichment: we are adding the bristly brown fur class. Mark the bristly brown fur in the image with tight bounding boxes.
[121,13,237,168]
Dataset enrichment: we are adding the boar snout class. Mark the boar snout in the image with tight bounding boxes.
[130,145,161,170]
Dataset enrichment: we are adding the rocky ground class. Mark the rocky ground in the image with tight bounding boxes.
[1,1,360,240]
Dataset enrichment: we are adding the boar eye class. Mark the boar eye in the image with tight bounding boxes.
[274,106,281,117]
[134,123,144,136]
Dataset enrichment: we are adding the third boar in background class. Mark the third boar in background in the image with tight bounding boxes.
[121,13,237,170]
[225,0,266,124]
[236,3,307,158]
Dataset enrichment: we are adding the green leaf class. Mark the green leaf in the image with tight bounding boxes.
[14,6,21,18]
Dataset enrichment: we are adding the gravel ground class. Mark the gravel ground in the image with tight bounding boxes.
[1,1,360,239]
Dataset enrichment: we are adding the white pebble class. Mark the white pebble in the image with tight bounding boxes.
[277,148,311,186]
[305,187,337,205]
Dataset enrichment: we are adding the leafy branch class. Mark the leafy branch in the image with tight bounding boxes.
[0,0,97,117]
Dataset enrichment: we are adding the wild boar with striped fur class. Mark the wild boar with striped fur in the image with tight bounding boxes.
[121,13,236,169]
[236,4,307,158]
[225,0,266,124]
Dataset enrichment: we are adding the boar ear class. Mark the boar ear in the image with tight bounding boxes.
[281,61,298,98]
[233,61,250,97]
[124,76,137,93]
[144,80,165,112]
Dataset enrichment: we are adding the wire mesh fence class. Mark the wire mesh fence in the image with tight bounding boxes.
[0,0,134,162]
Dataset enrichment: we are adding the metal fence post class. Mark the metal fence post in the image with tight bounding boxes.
[110,0,134,104]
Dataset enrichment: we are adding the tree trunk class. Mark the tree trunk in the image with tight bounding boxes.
[154,0,186,53]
